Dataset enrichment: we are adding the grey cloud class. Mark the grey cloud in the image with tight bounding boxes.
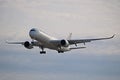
[0,53,120,80]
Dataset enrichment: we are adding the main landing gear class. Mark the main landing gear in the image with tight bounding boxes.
[57,47,64,53]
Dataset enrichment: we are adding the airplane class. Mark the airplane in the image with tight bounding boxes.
[7,28,115,54]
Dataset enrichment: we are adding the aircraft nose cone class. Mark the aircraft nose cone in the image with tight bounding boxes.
[30,28,38,32]
[29,28,37,39]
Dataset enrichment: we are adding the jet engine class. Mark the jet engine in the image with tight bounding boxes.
[60,39,69,47]
[24,41,33,49]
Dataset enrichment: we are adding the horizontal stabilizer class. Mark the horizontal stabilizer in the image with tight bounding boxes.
[70,47,86,50]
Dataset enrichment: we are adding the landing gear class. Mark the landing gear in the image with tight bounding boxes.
[40,51,46,54]
[40,46,46,54]
[58,51,64,53]
[57,46,64,53]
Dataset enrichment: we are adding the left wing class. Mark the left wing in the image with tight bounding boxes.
[6,41,24,44]
[6,41,43,47]
[68,35,115,45]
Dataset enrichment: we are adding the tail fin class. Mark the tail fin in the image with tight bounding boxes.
[67,33,72,40]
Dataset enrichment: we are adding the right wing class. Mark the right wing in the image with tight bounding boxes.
[50,35,115,46]
[68,34,115,45]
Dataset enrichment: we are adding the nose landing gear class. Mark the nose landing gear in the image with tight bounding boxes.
[40,46,46,54]
[40,51,46,54]
[58,51,64,53]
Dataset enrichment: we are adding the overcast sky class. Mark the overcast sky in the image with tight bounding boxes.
[0,0,120,80]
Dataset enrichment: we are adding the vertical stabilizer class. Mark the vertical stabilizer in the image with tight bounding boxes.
[67,33,72,40]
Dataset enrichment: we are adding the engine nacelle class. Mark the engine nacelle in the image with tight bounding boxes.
[24,41,33,49]
[60,39,69,47]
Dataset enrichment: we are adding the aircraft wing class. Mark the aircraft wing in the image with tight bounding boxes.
[6,41,43,47]
[68,35,115,45]
[6,41,24,44]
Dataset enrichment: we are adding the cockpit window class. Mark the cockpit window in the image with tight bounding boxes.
[30,29,36,31]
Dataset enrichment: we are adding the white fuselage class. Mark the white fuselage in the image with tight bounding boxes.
[29,28,70,51]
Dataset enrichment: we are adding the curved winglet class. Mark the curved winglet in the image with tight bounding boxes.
[110,34,115,39]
